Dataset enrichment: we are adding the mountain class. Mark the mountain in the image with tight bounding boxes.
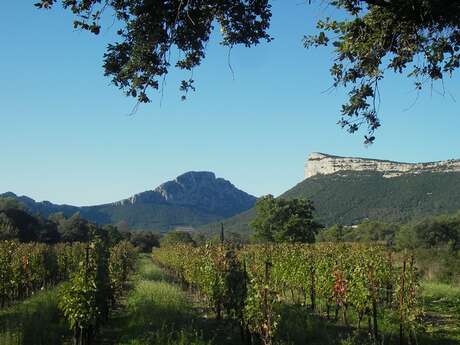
[199,153,460,234]
[1,171,256,231]
[304,152,460,179]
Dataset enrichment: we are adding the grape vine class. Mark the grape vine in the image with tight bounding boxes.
[0,238,137,345]
[153,243,421,345]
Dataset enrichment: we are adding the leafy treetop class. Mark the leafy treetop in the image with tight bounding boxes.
[251,195,322,243]
[160,230,196,246]
[0,197,25,211]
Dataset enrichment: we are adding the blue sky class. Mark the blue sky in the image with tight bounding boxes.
[1,1,459,206]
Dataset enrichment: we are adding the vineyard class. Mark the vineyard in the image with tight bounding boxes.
[0,236,137,345]
[153,243,421,345]
[1,239,458,345]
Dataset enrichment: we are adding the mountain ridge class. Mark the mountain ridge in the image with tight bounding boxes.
[199,153,460,235]
[1,171,257,231]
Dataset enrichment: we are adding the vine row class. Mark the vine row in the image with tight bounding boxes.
[153,243,420,345]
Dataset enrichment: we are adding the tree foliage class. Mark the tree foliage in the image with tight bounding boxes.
[0,197,25,211]
[396,212,460,251]
[128,230,160,252]
[35,0,271,103]
[34,1,460,141]
[305,0,460,143]
[318,221,398,245]
[160,230,195,246]
[0,207,127,246]
[315,214,460,284]
[251,195,321,243]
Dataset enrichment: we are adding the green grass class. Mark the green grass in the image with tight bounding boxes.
[0,287,70,345]
[99,256,460,345]
[273,281,460,345]
[422,281,460,300]
[420,282,460,343]
[99,255,218,345]
[136,257,170,282]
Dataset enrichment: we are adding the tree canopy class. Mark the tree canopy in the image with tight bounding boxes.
[35,0,271,104]
[129,230,161,252]
[396,212,460,251]
[251,195,321,243]
[305,0,460,143]
[0,196,25,211]
[35,0,460,142]
[160,230,196,246]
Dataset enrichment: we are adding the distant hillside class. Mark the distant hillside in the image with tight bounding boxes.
[1,171,256,231]
[284,171,460,225]
[200,170,460,235]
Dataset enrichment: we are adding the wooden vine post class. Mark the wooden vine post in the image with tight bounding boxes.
[262,259,273,345]
[399,258,406,345]
[220,223,225,245]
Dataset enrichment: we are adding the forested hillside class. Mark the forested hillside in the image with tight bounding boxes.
[200,171,460,235]
[1,172,256,231]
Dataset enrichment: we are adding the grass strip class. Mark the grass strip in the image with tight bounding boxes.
[0,287,70,345]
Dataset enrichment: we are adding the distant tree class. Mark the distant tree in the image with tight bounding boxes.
[209,230,247,245]
[394,212,460,284]
[191,232,207,246]
[0,197,24,211]
[36,218,61,244]
[251,195,277,242]
[160,230,195,247]
[223,231,247,245]
[116,220,130,233]
[103,224,124,246]
[317,222,398,244]
[59,212,90,242]
[251,195,321,243]
[35,1,460,142]
[345,220,398,244]
[0,209,61,243]
[0,212,19,240]
[394,224,418,250]
[317,224,345,242]
[130,231,161,252]
[0,208,41,242]
[48,212,66,225]
[396,214,460,251]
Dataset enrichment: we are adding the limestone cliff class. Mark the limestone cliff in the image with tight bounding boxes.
[305,152,460,179]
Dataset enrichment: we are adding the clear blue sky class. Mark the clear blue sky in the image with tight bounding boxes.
[1,1,459,206]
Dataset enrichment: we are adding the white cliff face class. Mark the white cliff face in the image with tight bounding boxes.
[305,152,460,179]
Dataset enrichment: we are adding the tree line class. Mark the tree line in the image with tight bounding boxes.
[0,196,159,251]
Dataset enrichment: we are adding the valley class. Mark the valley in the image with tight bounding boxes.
[1,152,459,345]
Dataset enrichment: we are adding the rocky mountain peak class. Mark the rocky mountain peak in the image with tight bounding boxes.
[117,171,256,218]
[1,192,18,198]
[2,172,257,231]
[305,152,460,179]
